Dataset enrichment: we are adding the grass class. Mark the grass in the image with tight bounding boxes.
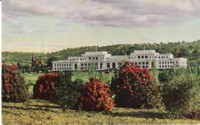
[23,73,43,84]
[2,99,200,125]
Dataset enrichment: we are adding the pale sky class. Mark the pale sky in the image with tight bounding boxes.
[2,0,200,52]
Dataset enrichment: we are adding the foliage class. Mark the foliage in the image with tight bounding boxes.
[162,74,200,118]
[150,60,159,83]
[33,73,59,102]
[111,61,163,109]
[77,78,114,111]
[2,63,29,102]
[159,66,200,83]
[56,71,84,111]
[47,56,57,68]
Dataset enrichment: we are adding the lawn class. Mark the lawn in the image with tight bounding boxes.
[2,99,200,125]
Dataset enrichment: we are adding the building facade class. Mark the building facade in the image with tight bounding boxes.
[52,50,187,71]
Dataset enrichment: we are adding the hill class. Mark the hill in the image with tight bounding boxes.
[2,40,200,67]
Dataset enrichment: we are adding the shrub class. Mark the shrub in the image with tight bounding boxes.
[77,78,114,111]
[110,61,163,108]
[162,74,200,119]
[56,71,84,111]
[33,73,59,102]
[2,63,29,102]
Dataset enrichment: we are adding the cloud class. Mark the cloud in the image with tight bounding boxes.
[2,0,200,29]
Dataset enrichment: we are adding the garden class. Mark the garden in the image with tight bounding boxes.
[2,62,200,124]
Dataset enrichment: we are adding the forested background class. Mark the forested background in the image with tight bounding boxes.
[2,40,200,67]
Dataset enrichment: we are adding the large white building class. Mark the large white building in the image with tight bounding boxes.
[52,50,187,71]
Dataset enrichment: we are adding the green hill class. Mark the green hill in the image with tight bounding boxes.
[2,40,200,67]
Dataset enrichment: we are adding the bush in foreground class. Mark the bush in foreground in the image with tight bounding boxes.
[33,73,59,102]
[56,71,84,111]
[77,78,114,111]
[162,74,200,119]
[111,61,163,109]
[2,63,29,102]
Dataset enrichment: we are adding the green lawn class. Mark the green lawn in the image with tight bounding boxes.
[23,73,43,84]
[2,99,200,125]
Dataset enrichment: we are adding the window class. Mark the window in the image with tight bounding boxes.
[89,57,91,60]
[146,62,148,64]
[141,56,144,58]
[100,63,103,69]
[96,57,98,60]
[138,56,140,59]
[112,63,116,69]
[145,56,148,58]
[142,62,145,64]
[107,63,110,68]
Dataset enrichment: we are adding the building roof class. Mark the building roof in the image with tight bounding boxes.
[82,51,111,56]
[133,50,156,54]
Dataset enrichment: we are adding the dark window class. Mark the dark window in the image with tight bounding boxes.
[142,56,144,58]
[146,62,148,64]
[100,63,103,69]
[145,56,148,58]
[75,64,77,70]
[138,56,140,59]
[96,57,98,60]
[89,57,91,60]
[107,63,110,68]
[112,63,116,69]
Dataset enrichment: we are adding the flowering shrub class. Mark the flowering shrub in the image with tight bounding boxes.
[2,63,29,102]
[33,73,59,102]
[110,61,162,108]
[77,78,114,111]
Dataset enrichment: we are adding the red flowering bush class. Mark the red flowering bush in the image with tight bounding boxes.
[77,78,114,111]
[33,73,59,102]
[2,63,29,102]
[110,61,162,108]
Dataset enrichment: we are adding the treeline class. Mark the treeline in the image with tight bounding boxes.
[2,40,200,66]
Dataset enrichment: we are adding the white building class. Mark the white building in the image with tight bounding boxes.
[52,50,187,71]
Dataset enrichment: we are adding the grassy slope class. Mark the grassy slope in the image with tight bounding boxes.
[2,99,200,125]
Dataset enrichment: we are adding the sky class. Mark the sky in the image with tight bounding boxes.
[2,0,200,52]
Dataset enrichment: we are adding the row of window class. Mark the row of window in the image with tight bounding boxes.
[54,63,71,66]
[159,65,173,68]
[131,55,169,59]
[159,61,178,64]
[54,67,72,70]
[69,56,105,61]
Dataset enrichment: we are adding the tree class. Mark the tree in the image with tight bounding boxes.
[56,71,83,111]
[111,62,163,108]
[47,57,58,69]
[2,63,29,102]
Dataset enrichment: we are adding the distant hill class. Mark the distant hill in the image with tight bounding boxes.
[2,40,200,66]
